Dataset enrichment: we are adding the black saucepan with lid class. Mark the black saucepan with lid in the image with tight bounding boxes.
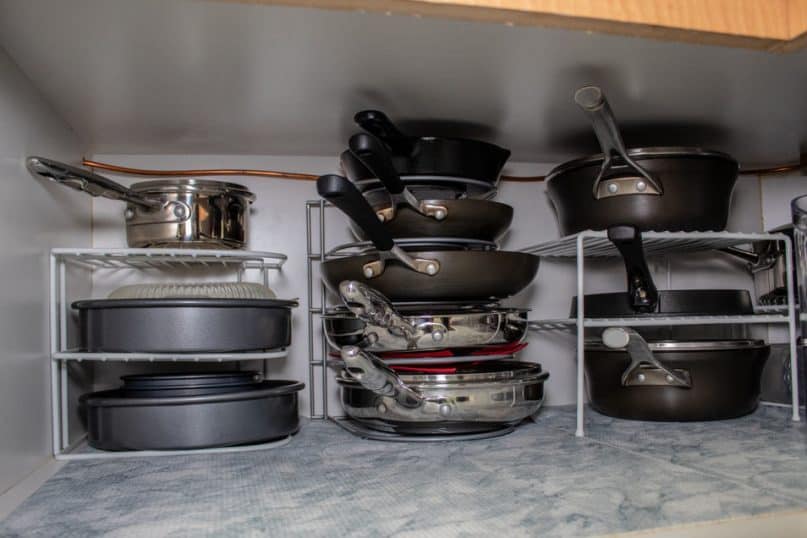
[584,329,769,421]
[546,87,739,314]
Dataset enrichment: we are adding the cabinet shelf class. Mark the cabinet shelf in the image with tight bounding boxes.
[49,247,290,460]
[529,314,790,331]
[525,230,800,438]
[520,230,785,258]
[53,349,289,363]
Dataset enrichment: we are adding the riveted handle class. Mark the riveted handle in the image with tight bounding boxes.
[608,226,659,313]
[340,346,424,408]
[574,86,663,198]
[27,156,160,209]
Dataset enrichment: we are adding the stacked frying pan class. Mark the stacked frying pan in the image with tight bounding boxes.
[318,111,548,437]
[546,87,768,421]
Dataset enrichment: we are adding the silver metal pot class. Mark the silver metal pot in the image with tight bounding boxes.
[336,346,549,434]
[323,281,528,352]
[27,157,255,249]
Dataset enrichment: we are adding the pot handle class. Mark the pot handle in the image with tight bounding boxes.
[573,86,663,199]
[316,174,440,277]
[339,280,449,348]
[608,226,659,313]
[26,156,160,209]
[602,327,691,388]
[340,346,424,408]
[354,110,414,155]
[349,133,448,222]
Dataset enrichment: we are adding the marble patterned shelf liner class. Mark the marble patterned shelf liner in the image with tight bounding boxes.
[1,405,805,537]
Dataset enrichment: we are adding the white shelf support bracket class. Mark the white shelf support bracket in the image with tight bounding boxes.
[784,237,801,421]
[575,233,586,438]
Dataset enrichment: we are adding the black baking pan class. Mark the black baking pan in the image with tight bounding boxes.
[73,298,297,353]
[81,377,304,450]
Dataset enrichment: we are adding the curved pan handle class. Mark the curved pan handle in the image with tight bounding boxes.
[339,280,430,347]
[574,86,663,199]
[354,110,414,155]
[608,226,659,313]
[26,156,160,209]
[340,346,424,408]
[602,327,691,388]
[349,133,447,222]
[316,174,440,278]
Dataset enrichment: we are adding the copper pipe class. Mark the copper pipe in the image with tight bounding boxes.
[83,158,805,183]
[501,174,546,182]
[82,159,318,181]
[739,163,803,176]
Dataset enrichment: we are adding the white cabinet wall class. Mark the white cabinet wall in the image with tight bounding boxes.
[0,49,91,495]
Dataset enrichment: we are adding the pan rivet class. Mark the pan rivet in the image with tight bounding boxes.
[376,212,385,222]
[431,330,444,342]
[434,209,447,220]
[173,204,188,219]
[637,373,646,382]
[439,404,452,417]
[377,403,387,414]
[363,267,375,278]
[124,208,135,220]
[607,183,618,193]
[636,181,647,192]
[665,374,674,383]
[425,263,438,275]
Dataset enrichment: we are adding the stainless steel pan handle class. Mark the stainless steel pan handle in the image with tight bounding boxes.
[340,346,424,408]
[602,327,691,388]
[574,86,663,198]
[26,156,160,209]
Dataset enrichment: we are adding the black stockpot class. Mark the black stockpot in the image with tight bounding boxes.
[546,147,739,236]
[584,339,769,421]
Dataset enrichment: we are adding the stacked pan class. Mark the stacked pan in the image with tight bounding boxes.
[546,88,768,421]
[319,111,547,437]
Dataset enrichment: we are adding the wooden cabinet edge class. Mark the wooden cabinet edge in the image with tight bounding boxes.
[218,0,807,52]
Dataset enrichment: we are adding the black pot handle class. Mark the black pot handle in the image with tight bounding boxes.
[317,174,394,252]
[349,133,407,195]
[607,226,659,313]
[316,174,440,277]
[354,110,414,155]
[574,86,663,199]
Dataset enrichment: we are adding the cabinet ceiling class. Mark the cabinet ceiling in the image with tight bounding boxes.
[1,0,806,165]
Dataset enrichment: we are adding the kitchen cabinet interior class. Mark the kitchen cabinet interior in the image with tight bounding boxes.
[0,0,806,536]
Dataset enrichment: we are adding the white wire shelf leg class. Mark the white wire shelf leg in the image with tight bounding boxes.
[576,233,586,437]
[784,237,801,421]
[49,252,60,457]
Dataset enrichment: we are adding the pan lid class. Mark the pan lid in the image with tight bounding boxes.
[130,179,255,201]
[585,339,767,351]
[546,147,737,182]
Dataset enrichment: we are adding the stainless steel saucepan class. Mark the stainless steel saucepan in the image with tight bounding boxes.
[336,346,549,434]
[27,157,255,249]
[322,281,528,352]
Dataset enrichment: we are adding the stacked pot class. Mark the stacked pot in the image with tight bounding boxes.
[318,110,547,437]
[545,87,769,421]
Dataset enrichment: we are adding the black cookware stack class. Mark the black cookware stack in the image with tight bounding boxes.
[318,110,547,438]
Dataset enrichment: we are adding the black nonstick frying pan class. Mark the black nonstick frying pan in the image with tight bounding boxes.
[317,174,539,302]
[346,133,513,241]
[341,110,511,185]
